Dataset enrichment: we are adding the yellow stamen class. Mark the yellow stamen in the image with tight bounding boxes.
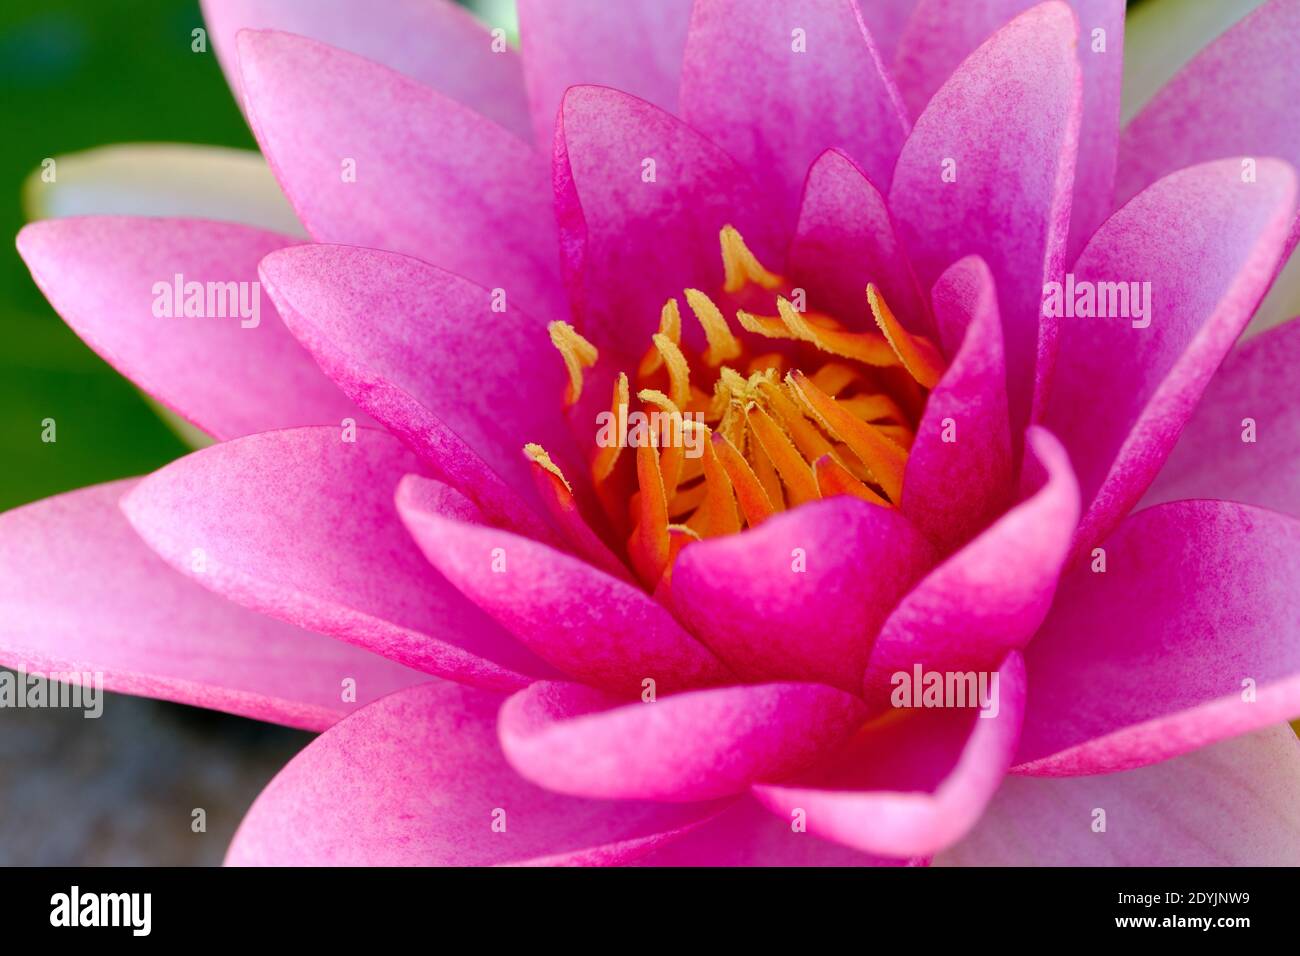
[720,225,783,294]
[745,404,820,507]
[592,372,630,483]
[813,454,890,507]
[637,298,682,379]
[867,284,946,388]
[523,442,571,492]
[629,442,671,586]
[837,393,909,424]
[787,370,907,503]
[684,288,743,366]
[652,333,692,409]
[776,297,898,367]
[548,321,598,406]
[712,432,776,526]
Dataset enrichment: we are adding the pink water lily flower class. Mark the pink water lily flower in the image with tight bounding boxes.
[7,0,1300,866]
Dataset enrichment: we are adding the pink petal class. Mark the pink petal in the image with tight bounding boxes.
[396,475,730,696]
[863,428,1078,702]
[15,217,364,440]
[498,680,867,802]
[901,256,1013,549]
[1143,315,1300,519]
[859,0,920,63]
[889,1,1081,433]
[1041,158,1298,559]
[635,796,910,866]
[554,85,781,355]
[120,427,549,690]
[892,0,1123,258]
[1015,500,1300,776]
[1116,0,1300,206]
[516,0,694,146]
[754,652,1026,858]
[237,29,565,318]
[201,0,532,140]
[258,243,572,539]
[671,497,936,693]
[0,480,426,731]
[227,681,721,865]
[939,725,1300,865]
[679,0,909,223]
[786,148,928,333]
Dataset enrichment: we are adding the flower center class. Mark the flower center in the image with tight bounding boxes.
[527,226,945,591]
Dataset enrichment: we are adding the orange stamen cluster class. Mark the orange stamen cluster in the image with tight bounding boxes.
[528,226,946,591]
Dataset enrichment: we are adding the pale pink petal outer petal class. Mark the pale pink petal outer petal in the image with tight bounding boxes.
[888,1,1082,433]
[679,0,909,223]
[892,0,1122,259]
[258,243,572,540]
[226,681,723,866]
[1116,0,1300,206]
[863,429,1078,703]
[1015,500,1300,776]
[201,0,532,140]
[15,217,365,441]
[1142,315,1300,519]
[672,497,935,693]
[554,85,781,356]
[754,652,1026,859]
[498,680,868,802]
[516,0,693,146]
[939,725,1300,866]
[634,796,911,866]
[901,256,1013,549]
[0,480,426,732]
[786,149,928,333]
[237,30,566,319]
[397,475,730,696]
[1041,158,1299,560]
[120,427,550,691]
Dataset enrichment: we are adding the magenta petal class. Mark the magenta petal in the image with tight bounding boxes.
[1142,315,1300,519]
[397,475,730,696]
[859,0,921,63]
[15,217,364,440]
[679,0,908,222]
[259,243,571,538]
[889,1,1081,432]
[672,497,935,693]
[499,680,867,802]
[554,85,780,355]
[1015,500,1300,776]
[0,480,425,731]
[754,652,1026,858]
[1042,158,1298,559]
[516,0,693,146]
[635,796,910,866]
[940,726,1300,866]
[227,681,721,865]
[901,256,1013,548]
[201,0,532,140]
[120,427,549,690]
[892,0,1123,258]
[237,30,565,318]
[864,428,1078,701]
[787,149,928,333]
[1116,0,1300,206]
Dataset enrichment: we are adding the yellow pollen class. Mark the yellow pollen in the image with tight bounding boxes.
[652,333,692,409]
[720,224,783,294]
[867,284,947,388]
[638,298,682,379]
[523,442,571,492]
[548,321,598,406]
[684,288,743,366]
